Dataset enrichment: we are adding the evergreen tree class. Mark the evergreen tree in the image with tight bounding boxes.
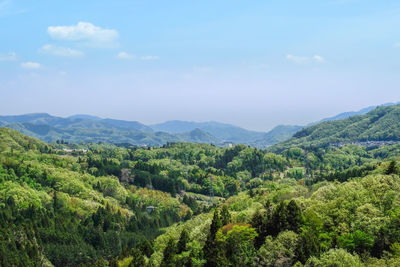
[386,160,398,175]
[177,229,190,254]
[220,206,231,226]
[251,209,267,249]
[161,238,176,267]
[204,210,223,267]
[286,200,304,233]
[129,248,145,267]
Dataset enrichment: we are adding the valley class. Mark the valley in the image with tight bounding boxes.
[2,104,400,266]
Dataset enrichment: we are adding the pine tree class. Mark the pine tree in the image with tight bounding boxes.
[209,210,222,238]
[204,210,223,267]
[251,209,266,248]
[129,248,145,267]
[177,229,190,254]
[161,238,176,267]
[220,206,231,226]
[286,200,304,233]
[386,160,398,175]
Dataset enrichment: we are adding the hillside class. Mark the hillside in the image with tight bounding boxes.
[177,128,221,143]
[3,126,400,265]
[270,104,400,152]
[0,128,191,266]
[315,101,400,124]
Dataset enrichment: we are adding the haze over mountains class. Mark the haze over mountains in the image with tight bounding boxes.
[0,102,399,148]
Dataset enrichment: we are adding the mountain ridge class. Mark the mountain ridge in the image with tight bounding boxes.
[269,104,400,152]
[2,101,399,148]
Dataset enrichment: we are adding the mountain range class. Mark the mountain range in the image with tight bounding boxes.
[0,101,398,148]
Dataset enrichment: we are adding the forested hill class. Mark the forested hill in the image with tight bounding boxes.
[270,104,400,152]
[3,126,400,266]
[0,128,193,266]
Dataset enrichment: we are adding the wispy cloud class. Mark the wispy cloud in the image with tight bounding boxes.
[47,22,119,47]
[40,44,84,57]
[286,54,326,64]
[21,61,41,69]
[0,0,27,16]
[313,55,325,63]
[116,51,136,59]
[0,51,17,61]
[140,55,159,61]
[395,43,400,48]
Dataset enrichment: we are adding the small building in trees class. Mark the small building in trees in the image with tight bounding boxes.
[146,206,155,213]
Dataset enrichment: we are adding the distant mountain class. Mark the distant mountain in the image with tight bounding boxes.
[0,114,222,146]
[100,118,153,132]
[313,101,400,124]
[0,113,59,124]
[67,114,102,121]
[269,104,400,152]
[250,125,303,148]
[3,102,399,148]
[151,120,264,143]
[177,128,221,143]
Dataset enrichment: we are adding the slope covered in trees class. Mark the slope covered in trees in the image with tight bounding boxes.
[143,159,400,266]
[271,104,400,152]
[0,128,191,266]
[3,124,400,266]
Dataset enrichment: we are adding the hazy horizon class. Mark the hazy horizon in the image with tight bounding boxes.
[1,0,400,131]
[0,99,397,133]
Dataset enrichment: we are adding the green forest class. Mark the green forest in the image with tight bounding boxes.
[2,104,400,267]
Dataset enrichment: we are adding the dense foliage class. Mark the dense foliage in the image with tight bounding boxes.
[3,115,400,266]
[0,128,189,266]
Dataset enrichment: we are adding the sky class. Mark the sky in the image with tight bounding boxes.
[0,0,400,131]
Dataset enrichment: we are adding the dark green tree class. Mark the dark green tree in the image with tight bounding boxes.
[177,229,190,254]
[220,206,231,226]
[386,160,398,175]
[161,238,176,267]
[286,200,304,233]
[204,210,223,267]
[129,248,145,267]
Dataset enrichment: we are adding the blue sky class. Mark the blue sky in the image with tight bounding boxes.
[1,0,400,131]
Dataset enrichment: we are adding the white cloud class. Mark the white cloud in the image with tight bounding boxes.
[0,51,16,61]
[40,44,84,57]
[313,55,325,63]
[395,43,400,48]
[116,51,136,59]
[20,61,41,69]
[140,55,159,61]
[47,22,118,47]
[286,54,326,64]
